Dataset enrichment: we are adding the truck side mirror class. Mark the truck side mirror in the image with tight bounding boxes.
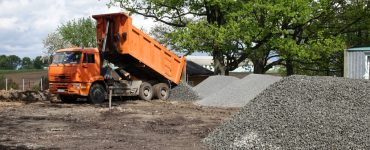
[114,33,120,42]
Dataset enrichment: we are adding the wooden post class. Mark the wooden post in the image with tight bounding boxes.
[40,78,43,91]
[5,78,7,91]
[109,87,112,110]
[22,79,25,91]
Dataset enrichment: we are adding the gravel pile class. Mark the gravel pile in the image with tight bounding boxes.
[168,82,200,101]
[193,75,239,98]
[197,74,281,107]
[204,75,370,149]
[0,90,49,102]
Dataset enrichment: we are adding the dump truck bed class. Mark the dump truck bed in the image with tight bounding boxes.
[93,13,185,84]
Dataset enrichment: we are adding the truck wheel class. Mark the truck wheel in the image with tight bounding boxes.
[139,82,153,101]
[59,95,77,103]
[88,83,106,104]
[154,83,169,100]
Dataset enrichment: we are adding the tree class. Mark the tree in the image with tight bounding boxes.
[58,17,96,48]
[21,57,33,69]
[43,17,95,63]
[332,0,370,47]
[283,0,370,76]
[33,56,46,69]
[0,55,21,70]
[109,0,242,75]
[0,55,8,69]
[7,55,21,70]
[42,31,72,63]
[232,0,346,75]
[110,0,368,76]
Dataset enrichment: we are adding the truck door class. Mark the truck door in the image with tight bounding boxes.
[80,52,100,83]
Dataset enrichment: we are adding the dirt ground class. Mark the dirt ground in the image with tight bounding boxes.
[0,99,239,150]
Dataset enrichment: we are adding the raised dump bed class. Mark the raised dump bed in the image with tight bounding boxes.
[93,13,185,84]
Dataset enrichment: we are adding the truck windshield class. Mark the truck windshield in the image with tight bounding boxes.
[52,51,82,64]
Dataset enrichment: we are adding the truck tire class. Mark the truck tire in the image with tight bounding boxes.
[59,95,77,103]
[153,83,169,100]
[88,83,106,104]
[139,82,153,101]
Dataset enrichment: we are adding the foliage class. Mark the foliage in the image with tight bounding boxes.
[58,17,96,48]
[33,56,48,69]
[0,54,48,70]
[110,0,370,76]
[42,31,72,63]
[21,57,33,69]
[43,17,96,63]
[0,55,21,70]
[109,0,242,75]
[324,0,370,47]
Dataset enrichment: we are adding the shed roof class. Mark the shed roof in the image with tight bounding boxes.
[347,47,370,51]
[186,60,213,76]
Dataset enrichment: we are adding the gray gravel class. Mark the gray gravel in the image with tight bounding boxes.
[168,82,200,101]
[196,74,281,107]
[193,75,240,98]
[204,75,370,149]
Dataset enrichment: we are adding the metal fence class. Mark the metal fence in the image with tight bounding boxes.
[2,78,47,91]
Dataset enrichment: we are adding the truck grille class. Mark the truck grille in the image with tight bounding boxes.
[53,74,71,81]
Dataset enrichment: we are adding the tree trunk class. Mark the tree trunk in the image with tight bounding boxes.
[252,60,265,74]
[213,50,227,75]
[286,58,294,76]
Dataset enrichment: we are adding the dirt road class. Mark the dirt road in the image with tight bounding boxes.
[0,99,238,149]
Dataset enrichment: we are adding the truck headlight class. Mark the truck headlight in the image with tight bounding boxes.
[72,83,80,89]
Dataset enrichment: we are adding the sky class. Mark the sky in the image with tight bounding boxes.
[0,0,156,58]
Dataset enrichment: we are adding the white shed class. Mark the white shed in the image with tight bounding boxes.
[344,47,370,79]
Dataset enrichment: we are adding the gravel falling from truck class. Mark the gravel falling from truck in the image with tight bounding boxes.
[204,75,370,149]
[168,82,201,101]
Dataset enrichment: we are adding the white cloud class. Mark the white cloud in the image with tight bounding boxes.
[0,0,156,58]
[0,17,18,30]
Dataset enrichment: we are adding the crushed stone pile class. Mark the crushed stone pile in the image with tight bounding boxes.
[193,75,239,98]
[0,90,49,102]
[197,74,281,107]
[169,82,200,101]
[204,75,370,149]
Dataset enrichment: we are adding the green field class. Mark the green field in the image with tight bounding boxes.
[0,69,46,75]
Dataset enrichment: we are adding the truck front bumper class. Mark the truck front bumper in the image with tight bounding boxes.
[49,82,90,96]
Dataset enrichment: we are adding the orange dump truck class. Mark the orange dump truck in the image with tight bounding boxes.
[48,13,185,103]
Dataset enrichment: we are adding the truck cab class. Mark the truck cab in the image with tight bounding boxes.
[48,48,105,103]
